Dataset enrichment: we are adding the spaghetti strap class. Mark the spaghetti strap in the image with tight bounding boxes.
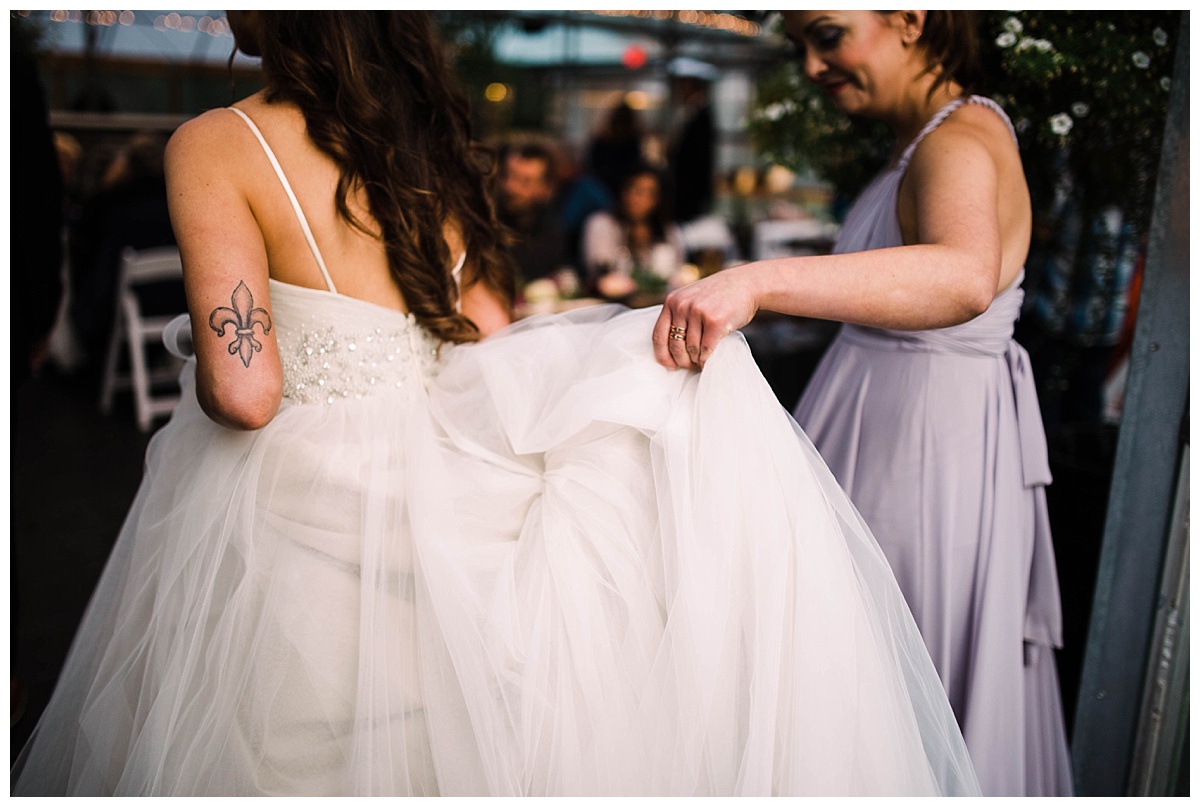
[227,107,339,294]
[965,95,1019,144]
[898,98,967,170]
[451,251,466,313]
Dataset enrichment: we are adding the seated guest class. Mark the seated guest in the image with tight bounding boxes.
[588,99,645,201]
[497,141,568,284]
[552,141,613,274]
[582,165,684,296]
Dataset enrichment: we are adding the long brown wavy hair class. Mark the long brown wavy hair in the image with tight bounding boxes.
[252,11,514,344]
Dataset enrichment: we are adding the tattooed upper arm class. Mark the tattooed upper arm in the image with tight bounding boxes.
[208,281,273,368]
[166,113,283,429]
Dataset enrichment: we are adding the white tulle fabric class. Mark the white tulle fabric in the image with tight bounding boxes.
[12,288,978,796]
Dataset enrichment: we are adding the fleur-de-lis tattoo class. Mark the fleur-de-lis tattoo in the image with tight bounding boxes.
[209,281,272,367]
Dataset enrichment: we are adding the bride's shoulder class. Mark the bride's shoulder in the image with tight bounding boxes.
[166,101,268,182]
[167,109,243,162]
[171,91,277,150]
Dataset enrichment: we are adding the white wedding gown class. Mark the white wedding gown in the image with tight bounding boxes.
[11,112,979,797]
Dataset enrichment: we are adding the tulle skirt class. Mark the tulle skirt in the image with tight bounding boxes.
[12,305,978,795]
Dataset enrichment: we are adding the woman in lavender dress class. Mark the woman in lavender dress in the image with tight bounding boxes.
[655,11,1072,797]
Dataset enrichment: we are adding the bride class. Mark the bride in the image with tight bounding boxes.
[12,11,978,796]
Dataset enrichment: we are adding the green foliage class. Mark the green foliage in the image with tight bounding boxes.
[748,11,1181,229]
[985,11,1179,228]
[433,12,509,92]
[746,60,891,201]
[433,13,547,136]
[631,267,668,296]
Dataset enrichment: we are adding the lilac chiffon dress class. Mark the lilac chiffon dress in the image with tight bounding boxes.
[794,97,1074,797]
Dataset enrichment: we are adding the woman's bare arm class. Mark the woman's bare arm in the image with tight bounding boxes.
[166,112,284,429]
[653,123,1006,370]
[461,276,512,337]
[442,220,512,338]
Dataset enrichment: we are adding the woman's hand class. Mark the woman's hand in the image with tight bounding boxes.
[652,264,761,370]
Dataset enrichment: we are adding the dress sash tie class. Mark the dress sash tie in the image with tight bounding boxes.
[1004,340,1053,489]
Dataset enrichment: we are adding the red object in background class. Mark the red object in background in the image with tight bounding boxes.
[1106,250,1145,375]
[622,44,647,70]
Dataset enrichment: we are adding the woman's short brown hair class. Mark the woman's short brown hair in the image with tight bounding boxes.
[917,11,984,95]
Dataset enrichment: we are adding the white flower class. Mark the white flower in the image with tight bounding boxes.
[1049,113,1073,136]
[996,31,1017,48]
[1153,27,1168,47]
[1132,51,1151,69]
[1014,36,1052,53]
[1071,102,1090,117]
[1161,76,1171,91]
[1003,16,1023,34]
[762,102,787,121]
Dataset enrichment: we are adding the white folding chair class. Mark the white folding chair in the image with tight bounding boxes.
[678,214,738,260]
[98,246,186,432]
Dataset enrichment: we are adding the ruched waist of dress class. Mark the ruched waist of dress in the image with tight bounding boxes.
[838,322,1015,357]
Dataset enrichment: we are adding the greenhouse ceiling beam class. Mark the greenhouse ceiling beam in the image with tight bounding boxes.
[481,9,789,50]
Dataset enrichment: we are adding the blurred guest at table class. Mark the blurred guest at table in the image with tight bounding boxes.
[497,140,568,284]
[582,164,683,299]
[588,98,645,201]
[45,132,88,373]
[666,57,718,226]
[552,141,613,277]
[54,132,85,223]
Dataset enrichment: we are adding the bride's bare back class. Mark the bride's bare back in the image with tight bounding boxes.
[166,91,503,430]
[217,93,419,310]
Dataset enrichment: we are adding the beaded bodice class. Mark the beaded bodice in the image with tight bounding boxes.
[269,279,441,405]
